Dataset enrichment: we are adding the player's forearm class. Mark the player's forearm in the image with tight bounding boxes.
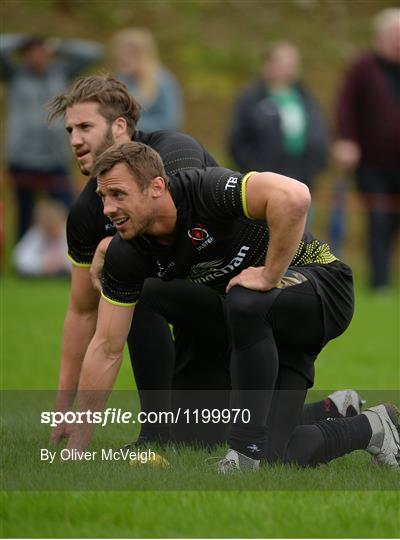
[65,299,134,452]
[90,236,113,291]
[55,307,98,410]
[263,185,310,285]
[65,338,123,452]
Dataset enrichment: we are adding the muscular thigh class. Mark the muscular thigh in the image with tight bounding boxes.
[270,278,324,354]
[141,279,226,335]
[138,278,230,371]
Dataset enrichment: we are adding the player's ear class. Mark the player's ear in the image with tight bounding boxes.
[112,117,128,140]
[150,176,167,198]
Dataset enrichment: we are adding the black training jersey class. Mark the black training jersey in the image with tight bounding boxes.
[102,167,338,306]
[66,130,218,266]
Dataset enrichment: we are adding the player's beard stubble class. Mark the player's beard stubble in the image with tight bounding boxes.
[80,125,116,176]
[93,126,116,164]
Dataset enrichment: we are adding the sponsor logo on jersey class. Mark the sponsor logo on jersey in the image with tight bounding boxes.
[105,222,116,232]
[224,176,239,190]
[189,245,250,284]
[189,258,225,279]
[188,223,209,244]
[188,223,214,251]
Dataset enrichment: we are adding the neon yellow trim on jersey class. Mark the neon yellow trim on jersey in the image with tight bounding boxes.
[101,291,137,308]
[169,323,175,340]
[67,254,91,268]
[241,171,258,219]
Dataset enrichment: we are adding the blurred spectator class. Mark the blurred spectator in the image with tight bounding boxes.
[0,34,103,240]
[328,174,348,257]
[333,8,400,291]
[13,199,70,277]
[228,42,328,192]
[111,28,182,133]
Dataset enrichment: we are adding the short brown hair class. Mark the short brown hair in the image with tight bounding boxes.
[46,74,141,136]
[92,141,167,191]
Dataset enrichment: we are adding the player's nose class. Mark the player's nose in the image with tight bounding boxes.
[70,130,84,147]
[103,196,117,217]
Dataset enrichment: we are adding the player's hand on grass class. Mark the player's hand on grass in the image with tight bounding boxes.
[226,266,279,293]
[49,421,72,445]
[90,236,113,291]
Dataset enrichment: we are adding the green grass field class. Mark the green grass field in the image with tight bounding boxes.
[1,1,399,536]
[1,275,399,538]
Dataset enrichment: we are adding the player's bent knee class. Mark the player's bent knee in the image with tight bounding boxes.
[139,278,171,306]
[227,286,258,318]
[227,285,280,327]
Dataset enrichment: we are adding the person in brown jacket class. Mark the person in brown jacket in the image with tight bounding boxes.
[333,8,400,291]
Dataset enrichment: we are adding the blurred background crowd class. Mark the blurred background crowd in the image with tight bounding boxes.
[0,0,399,292]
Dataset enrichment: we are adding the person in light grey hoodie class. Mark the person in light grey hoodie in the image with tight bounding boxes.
[0,34,103,239]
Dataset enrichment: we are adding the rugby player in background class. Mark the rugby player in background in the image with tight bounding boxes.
[48,75,364,450]
[64,142,399,470]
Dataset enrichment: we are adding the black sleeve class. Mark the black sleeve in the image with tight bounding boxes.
[101,235,153,306]
[193,167,257,221]
[200,142,219,168]
[145,130,219,174]
[66,182,108,266]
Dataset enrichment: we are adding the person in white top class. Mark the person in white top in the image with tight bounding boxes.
[13,199,71,277]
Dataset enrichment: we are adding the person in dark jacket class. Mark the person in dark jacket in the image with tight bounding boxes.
[228,42,328,192]
[333,8,400,291]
